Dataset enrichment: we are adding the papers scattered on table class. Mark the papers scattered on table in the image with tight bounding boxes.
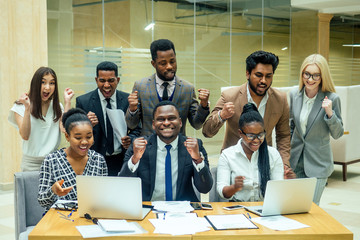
[205,214,258,230]
[152,201,194,213]
[97,219,136,232]
[149,216,211,235]
[76,222,146,238]
[251,215,310,231]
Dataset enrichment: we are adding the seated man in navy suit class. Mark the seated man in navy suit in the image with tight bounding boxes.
[119,101,213,202]
[76,61,140,176]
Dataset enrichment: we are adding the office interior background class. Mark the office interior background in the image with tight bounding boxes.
[1,0,360,239]
[1,0,360,191]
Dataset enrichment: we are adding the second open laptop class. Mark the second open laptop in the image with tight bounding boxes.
[245,177,317,217]
[76,176,151,220]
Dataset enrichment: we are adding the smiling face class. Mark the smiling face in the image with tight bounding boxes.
[302,64,321,95]
[40,73,56,102]
[239,122,265,154]
[151,49,177,81]
[246,63,274,97]
[95,70,120,99]
[65,122,94,158]
[152,105,182,144]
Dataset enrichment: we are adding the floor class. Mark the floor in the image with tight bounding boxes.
[1,161,359,240]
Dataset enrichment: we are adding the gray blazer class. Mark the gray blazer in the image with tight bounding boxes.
[125,74,209,136]
[289,88,344,178]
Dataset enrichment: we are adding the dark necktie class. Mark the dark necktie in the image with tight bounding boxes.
[165,144,172,201]
[105,98,114,155]
[162,82,169,100]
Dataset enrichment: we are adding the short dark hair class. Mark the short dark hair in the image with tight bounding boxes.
[150,39,176,61]
[239,103,270,198]
[246,50,279,74]
[152,100,179,119]
[96,61,118,77]
[62,108,92,134]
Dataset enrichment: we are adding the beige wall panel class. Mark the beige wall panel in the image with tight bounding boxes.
[0,0,47,189]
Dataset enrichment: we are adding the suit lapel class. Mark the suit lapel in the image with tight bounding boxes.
[148,135,158,197]
[305,90,324,136]
[91,90,106,134]
[263,88,273,131]
[149,74,160,105]
[176,135,186,196]
[293,88,304,135]
[115,90,124,110]
[172,76,182,103]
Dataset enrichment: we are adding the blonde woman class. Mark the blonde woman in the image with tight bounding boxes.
[289,54,344,205]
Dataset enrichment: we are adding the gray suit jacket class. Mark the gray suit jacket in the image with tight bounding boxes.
[125,74,209,136]
[119,134,213,202]
[289,88,344,178]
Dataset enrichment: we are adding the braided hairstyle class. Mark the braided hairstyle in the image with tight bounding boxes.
[62,108,92,134]
[239,103,270,198]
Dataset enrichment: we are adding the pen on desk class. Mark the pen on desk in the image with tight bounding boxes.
[57,211,67,218]
[247,213,252,220]
[67,209,75,218]
[163,213,166,220]
[60,216,74,222]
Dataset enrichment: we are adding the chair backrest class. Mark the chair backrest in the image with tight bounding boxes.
[14,171,45,240]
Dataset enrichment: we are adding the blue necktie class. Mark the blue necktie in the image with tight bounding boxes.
[105,98,114,155]
[165,144,172,201]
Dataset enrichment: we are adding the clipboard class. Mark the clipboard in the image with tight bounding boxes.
[205,214,258,230]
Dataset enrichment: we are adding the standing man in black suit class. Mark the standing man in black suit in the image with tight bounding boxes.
[119,101,213,202]
[76,61,140,176]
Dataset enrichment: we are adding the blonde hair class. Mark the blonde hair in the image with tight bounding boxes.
[298,54,336,93]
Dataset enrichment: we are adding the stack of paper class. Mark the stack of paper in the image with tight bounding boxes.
[152,201,194,213]
[149,216,211,235]
[97,219,136,232]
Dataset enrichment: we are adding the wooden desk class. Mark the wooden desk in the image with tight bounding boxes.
[28,202,353,240]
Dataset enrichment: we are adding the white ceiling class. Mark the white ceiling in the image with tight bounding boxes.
[291,0,360,16]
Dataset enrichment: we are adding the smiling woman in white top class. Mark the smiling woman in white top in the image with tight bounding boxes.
[216,103,295,202]
[8,67,74,171]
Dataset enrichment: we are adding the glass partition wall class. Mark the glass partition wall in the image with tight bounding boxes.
[47,0,360,158]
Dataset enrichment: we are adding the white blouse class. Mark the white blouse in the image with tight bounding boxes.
[8,101,63,162]
[217,139,284,202]
[299,91,317,135]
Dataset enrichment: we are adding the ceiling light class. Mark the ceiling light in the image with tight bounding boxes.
[342,44,360,47]
[144,22,155,31]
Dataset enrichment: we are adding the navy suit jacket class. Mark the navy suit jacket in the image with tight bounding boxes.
[119,134,213,202]
[76,89,141,157]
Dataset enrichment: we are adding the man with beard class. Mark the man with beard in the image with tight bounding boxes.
[202,50,291,167]
[125,39,210,136]
[119,101,213,201]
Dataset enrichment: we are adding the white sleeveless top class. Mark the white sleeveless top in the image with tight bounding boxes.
[8,101,63,171]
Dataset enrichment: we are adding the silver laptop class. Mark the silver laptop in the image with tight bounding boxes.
[245,178,317,216]
[77,176,151,220]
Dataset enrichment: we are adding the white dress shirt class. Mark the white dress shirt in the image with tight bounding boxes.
[127,136,205,201]
[97,89,121,155]
[217,139,284,202]
[299,91,317,136]
[155,74,175,98]
[247,83,269,118]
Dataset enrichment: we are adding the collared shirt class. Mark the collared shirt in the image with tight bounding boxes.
[299,91,317,136]
[217,139,284,202]
[127,136,205,201]
[38,148,108,211]
[246,83,269,118]
[155,74,175,99]
[97,89,121,155]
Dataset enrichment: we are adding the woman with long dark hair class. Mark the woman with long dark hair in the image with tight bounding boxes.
[8,67,74,171]
[217,103,293,201]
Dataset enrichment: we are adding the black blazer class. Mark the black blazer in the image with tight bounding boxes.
[119,134,213,202]
[76,89,141,157]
